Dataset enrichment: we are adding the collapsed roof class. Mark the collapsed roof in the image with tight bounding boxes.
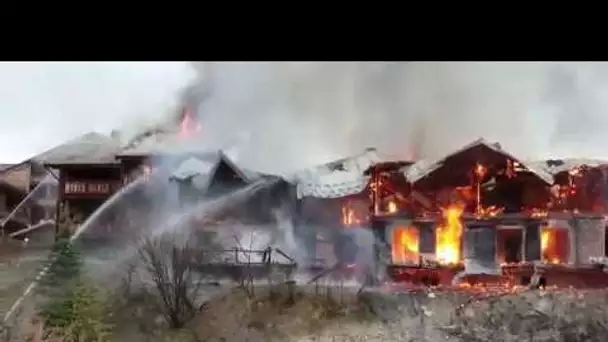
[295,148,395,199]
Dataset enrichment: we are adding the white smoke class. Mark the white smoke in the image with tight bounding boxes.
[0,62,195,163]
[185,62,608,174]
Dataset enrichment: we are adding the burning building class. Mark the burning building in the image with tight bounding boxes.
[292,139,608,288]
[12,97,608,289]
[34,104,293,246]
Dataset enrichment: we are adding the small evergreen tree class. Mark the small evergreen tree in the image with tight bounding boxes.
[38,203,111,341]
[39,205,82,295]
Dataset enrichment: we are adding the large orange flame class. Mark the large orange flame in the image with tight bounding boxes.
[541,228,566,264]
[392,226,419,264]
[436,204,464,265]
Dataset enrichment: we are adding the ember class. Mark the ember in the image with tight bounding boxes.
[436,204,464,265]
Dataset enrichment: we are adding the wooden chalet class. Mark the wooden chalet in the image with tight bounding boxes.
[39,132,123,237]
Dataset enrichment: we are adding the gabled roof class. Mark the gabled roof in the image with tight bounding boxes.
[403,138,554,185]
[37,132,121,166]
[171,155,218,180]
[169,150,252,193]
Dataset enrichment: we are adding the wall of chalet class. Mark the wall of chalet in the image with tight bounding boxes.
[57,165,122,236]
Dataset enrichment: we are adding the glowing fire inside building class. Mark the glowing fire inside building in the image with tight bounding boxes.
[23,102,608,292]
[435,205,464,265]
[295,139,608,289]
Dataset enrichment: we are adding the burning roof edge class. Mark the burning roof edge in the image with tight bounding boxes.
[403,138,554,185]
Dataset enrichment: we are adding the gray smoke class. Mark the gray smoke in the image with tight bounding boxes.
[182,62,608,175]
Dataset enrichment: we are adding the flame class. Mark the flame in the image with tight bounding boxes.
[476,205,504,218]
[392,226,419,264]
[475,163,487,179]
[506,160,517,178]
[436,204,464,265]
[179,107,202,139]
[541,228,566,264]
[341,203,362,226]
[387,200,398,214]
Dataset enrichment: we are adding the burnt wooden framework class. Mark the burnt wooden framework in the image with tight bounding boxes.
[403,141,552,215]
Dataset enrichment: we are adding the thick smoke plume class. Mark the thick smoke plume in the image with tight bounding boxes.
[5,62,608,173]
[185,62,608,174]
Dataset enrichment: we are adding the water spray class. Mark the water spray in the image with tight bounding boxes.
[2,174,279,324]
[0,174,57,235]
[2,174,148,324]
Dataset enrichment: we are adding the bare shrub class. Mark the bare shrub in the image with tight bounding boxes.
[137,231,207,329]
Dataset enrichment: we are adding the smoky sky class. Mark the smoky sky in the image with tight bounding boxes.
[2,62,608,174]
[191,62,608,174]
[0,62,194,163]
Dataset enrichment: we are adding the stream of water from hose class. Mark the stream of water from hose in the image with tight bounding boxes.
[2,175,276,323]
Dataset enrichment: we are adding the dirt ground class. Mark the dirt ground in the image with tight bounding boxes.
[146,284,608,342]
[0,247,49,319]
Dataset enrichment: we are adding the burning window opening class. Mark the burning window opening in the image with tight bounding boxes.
[435,204,464,265]
[541,227,569,264]
[497,228,524,265]
[391,226,419,265]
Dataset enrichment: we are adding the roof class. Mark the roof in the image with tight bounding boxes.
[0,164,14,172]
[169,150,252,192]
[403,138,554,185]
[526,158,608,176]
[171,155,218,180]
[117,129,201,157]
[37,132,121,166]
[295,148,385,199]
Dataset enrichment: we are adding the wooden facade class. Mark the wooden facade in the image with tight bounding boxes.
[53,164,122,237]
